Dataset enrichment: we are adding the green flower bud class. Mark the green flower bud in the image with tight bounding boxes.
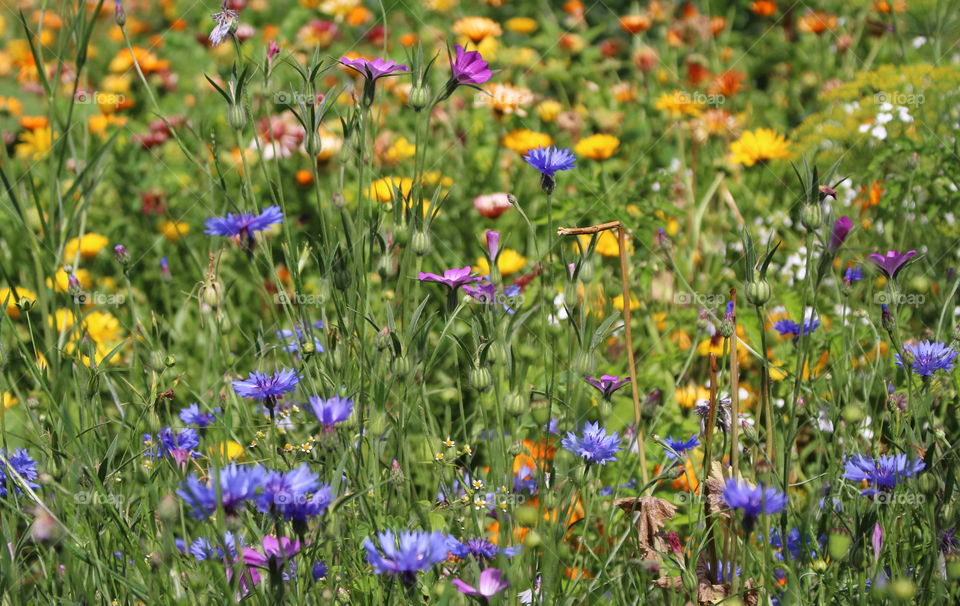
[841,404,865,424]
[411,230,433,256]
[392,355,413,376]
[572,351,596,376]
[227,103,248,131]
[469,366,492,392]
[827,530,852,560]
[800,203,823,231]
[577,259,595,282]
[745,278,772,306]
[505,392,527,415]
[408,84,431,111]
[375,327,391,351]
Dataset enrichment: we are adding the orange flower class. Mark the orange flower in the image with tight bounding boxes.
[399,32,417,47]
[798,11,837,35]
[19,115,48,130]
[708,70,746,98]
[857,181,884,212]
[295,170,313,186]
[619,14,651,34]
[750,1,777,17]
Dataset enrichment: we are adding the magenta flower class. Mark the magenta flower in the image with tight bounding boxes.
[485,230,500,260]
[585,374,631,399]
[227,536,301,594]
[867,250,916,278]
[451,45,492,85]
[452,568,510,598]
[417,266,479,290]
[340,56,409,80]
[829,216,853,251]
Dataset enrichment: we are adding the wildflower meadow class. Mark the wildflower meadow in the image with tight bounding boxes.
[2,0,960,603]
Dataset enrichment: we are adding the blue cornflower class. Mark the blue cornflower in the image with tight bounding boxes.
[179,403,218,428]
[311,561,328,581]
[663,434,700,460]
[277,321,324,354]
[256,464,333,521]
[722,479,787,525]
[177,463,265,519]
[523,146,576,177]
[0,448,40,497]
[843,264,863,285]
[464,538,498,559]
[363,530,450,585]
[773,314,820,340]
[204,205,283,238]
[189,532,243,561]
[513,464,537,494]
[561,421,621,465]
[843,453,925,495]
[894,340,958,377]
[143,427,201,459]
[232,368,300,401]
[307,395,354,428]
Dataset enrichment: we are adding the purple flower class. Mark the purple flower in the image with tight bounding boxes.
[843,264,863,285]
[363,530,450,585]
[232,368,300,401]
[179,403,218,428]
[418,266,480,290]
[209,2,239,47]
[464,538,498,559]
[452,568,510,598]
[257,464,333,521]
[205,206,284,238]
[307,395,354,428]
[143,427,200,459]
[843,453,925,494]
[485,229,500,261]
[189,532,243,561]
[311,561,328,581]
[722,479,787,520]
[829,216,853,251]
[663,434,699,460]
[340,56,409,80]
[462,279,520,313]
[451,44,492,85]
[230,536,302,592]
[585,374,630,399]
[523,146,576,177]
[561,421,621,465]
[0,448,40,498]
[867,250,916,279]
[894,340,958,376]
[177,464,265,519]
[277,321,325,354]
[773,314,820,340]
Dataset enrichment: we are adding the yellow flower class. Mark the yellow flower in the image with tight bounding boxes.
[1,391,16,413]
[729,128,791,166]
[368,177,413,202]
[675,383,710,408]
[382,136,416,165]
[574,134,620,161]
[501,129,552,154]
[88,113,127,135]
[423,0,457,11]
[505,17,538,34]
[49,268,93,292]
[577,230,624,258]
[81,311,123,345]
[1,286,36,318]
[158,220,190,242]
[0,96,23,117]
[209,441,245,460]
[654,90,703,118]
[536,100,563,123]
[611,293,641,311]
[15,126,52,160]
[64,233,109,260]
[475,249,527,275]
[452,16,502,43]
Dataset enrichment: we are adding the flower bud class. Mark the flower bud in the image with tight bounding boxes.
[505,391,527,415]
[745,278,771,306]
[227,103,248,131]
[539,173,556,195]
[800,203,823,231]
[392,354,412,376]
[114,244,129,265]
[469,366,492,392]
[577,259,595,282]
[408,84,430,111]
[827,529,852,560]
[304,132,321,157]
[389,459,405,485]
[375,327,391,351]
[114,0,126,27]
[572,351,596,376]
[411,230,433,256]
[67,274,83,298]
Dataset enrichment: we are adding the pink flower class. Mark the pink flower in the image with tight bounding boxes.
[451,45,492,85]
[452,568,509,597]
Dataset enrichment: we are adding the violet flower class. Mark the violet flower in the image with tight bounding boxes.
[340,56,409,80]
[452,568,510,598]
[450,44,492,86]
[417,266,479,290]
[585,374,630,399]
[829,216,853,251]
[867,250,916,279]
